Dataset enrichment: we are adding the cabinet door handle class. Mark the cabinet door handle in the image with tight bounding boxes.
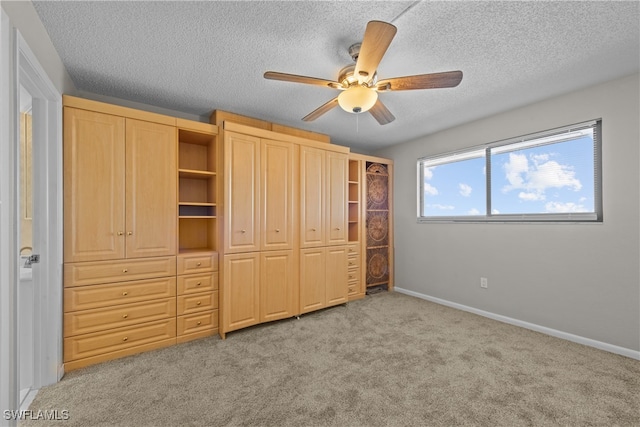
[122,291,128,296]
[311,228,316,232]
[122,269,128,273]
[117,231,124,236]
[127,231,133,236]
[335,227,341,231]
[275,229,280,233]
[122,314,128,319]
[122,336,128,342]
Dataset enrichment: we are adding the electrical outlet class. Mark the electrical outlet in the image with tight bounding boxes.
[480,277,488,289]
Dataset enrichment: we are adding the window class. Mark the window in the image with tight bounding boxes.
[418,120,602,222]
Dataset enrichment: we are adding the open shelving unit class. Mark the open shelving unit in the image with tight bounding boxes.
[348,159,361,243]
[177,121,219,254]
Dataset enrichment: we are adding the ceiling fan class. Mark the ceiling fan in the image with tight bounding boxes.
[264,20,463,125]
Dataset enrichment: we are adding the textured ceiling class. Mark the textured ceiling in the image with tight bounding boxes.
[32,1,639,152]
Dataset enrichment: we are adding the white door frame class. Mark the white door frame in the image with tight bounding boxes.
[0,16,63,425]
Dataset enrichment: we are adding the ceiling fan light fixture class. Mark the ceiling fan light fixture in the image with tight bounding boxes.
[338,85,378,114]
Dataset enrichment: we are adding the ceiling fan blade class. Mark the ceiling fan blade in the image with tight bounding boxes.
[369,99,395,125]
[264,71,342,89]
[376,70,463,91]
[354,21,397,83]
[302,97,339,122]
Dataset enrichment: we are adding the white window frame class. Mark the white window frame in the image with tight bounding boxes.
[417,120,602,223]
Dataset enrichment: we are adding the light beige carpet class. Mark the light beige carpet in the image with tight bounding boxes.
[22,292,639,426]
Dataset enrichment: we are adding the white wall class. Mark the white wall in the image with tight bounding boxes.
[376,73,640,353]
[1,1,75,95]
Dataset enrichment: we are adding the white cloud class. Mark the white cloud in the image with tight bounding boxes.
[424,166,434,180]
[459,183,472,197]
[502,152,582,200]
[503,153,529,190]
[545,201,588,213]
[492,208,500,214]
[424,183,438,196]
[518,191,545,201]
[428,204,455,210]
[467,208,481,215]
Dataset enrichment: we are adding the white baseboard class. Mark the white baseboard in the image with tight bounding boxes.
[394,287,640,360]
[19,388,38,411]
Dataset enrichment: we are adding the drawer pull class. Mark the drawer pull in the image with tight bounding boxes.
[123,269,128,273]
[349,262,355,266]
[335,227,341,231]
[122,314,128,319]
[122,336,128,342]
[275,229,280,232]
[196,282,201,286]
[240,229,246,233]
[311,228,316,232]
[122,291,128,296]
[349,275,354,279]
[196,301,202,306]
[196,262,201,266]
[197,321,202,326]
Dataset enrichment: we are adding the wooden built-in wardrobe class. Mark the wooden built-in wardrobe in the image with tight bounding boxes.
[61,97,392,370]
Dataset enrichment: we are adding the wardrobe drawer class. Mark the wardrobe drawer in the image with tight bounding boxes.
[64,318,176,362]
[177,253,218,275]
[64,256,176,287]
[347,267,360,283]
[177,310,218,336]
[347,244,359,256]
[64,298,176,337]
[64,277,176,312]
[177,291,218,315]
[177,272,218,295]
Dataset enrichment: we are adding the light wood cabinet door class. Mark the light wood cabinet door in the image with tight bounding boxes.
[326,151,348,245]
[223,253,260,333]
[224,131,260,253]
[300,146,325,248]
[326,246,348,306]
[125,119,177,258]
[260,250,296,322]
[261,139,295,251]
[299,248,326,314]
[64,107,126,262]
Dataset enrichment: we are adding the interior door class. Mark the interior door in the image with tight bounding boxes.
[17,87,34,405]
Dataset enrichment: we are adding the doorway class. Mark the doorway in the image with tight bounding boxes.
[0,24,63,417]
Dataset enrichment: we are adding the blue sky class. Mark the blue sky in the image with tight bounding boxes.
[422,134,595,217]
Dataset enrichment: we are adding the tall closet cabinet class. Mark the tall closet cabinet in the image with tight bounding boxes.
[62,96,393,369]
[218,122,349,337]
[62,96,219,371]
